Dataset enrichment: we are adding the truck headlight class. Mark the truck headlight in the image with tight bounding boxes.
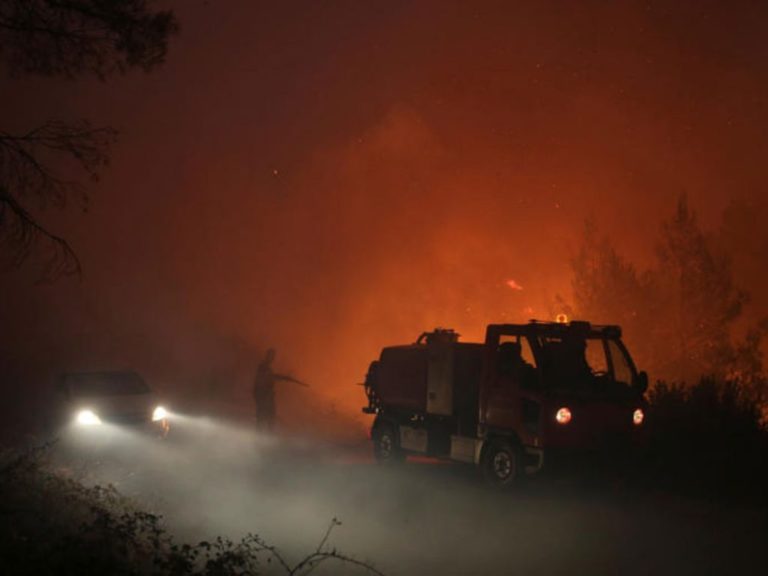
[76,409,102,426]
[152,406,168,421]
[555,407,572,425]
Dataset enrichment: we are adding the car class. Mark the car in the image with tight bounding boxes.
[54,370,170,438]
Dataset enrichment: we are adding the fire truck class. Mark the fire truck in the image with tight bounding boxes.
[362,320,648,485]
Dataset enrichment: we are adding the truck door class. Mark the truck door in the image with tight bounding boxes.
[426,342,453,416]
[485,335,538,433]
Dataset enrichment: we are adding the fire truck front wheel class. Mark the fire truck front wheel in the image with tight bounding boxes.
[372,423,404,464]
[482,439,523,487]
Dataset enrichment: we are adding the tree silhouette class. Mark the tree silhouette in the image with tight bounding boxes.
[655,195,746,382]
[718,196,768,390]
[0,0,178,280]
[567,219,663,378]
[571,219,649,327]
[0,120,116,278]
[569,196,756,384]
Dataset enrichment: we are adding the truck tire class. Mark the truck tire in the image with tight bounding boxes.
[372,423,404,464]
[482,439,523,487]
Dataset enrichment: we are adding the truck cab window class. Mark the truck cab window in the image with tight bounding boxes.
[496,341,521,380]
[608,340,634,386]
[519,337,537,369]
[584,338,609,376]
[540,336,594,388]
[497,336,538,389]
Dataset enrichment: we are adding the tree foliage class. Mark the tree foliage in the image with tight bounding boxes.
[643,377,768,500]
[0,0,178,280]
[571,219,649,330]
[0,0,177,78]
[569,195,761,385]
[654,196,747,381]
[0,120,116,278]
[568,219,660,380]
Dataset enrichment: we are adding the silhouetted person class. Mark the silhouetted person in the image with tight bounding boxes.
[253,348,308,431]
[564,336,593,381]
[543,336,592,389]
[497,341,538,389]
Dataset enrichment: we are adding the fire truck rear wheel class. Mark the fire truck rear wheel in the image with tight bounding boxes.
[373,424,404,464]
[482,439,523,487]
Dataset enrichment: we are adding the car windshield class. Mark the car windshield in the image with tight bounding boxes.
[64,372,150,397]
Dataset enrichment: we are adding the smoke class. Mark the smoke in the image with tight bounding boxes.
[4,3,768,573]
[50,413,767,576]
[3,0,768,436]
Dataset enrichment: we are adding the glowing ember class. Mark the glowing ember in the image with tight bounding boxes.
[506,279,524,291]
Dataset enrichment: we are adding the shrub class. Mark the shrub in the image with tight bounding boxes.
[0,445,382,576]
[643,377,768,501]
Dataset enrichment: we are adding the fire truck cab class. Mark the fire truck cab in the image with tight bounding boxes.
[363,320,648,485]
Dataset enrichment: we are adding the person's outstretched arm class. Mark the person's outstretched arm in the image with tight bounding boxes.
[274,373,309,387]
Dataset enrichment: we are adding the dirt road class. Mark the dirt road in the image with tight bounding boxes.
[53,415,768,576]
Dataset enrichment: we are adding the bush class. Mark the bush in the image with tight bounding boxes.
[643,377,768,501]
[0,445,382,576]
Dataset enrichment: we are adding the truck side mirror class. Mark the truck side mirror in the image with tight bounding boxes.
[636,371,648,395]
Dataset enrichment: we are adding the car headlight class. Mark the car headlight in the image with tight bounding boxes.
[76,409,102,426]
[152,406,168,421]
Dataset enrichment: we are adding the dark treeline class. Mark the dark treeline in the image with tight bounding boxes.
[642,378,768,502]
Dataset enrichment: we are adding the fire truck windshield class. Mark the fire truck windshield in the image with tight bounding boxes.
[538,335,635,392]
